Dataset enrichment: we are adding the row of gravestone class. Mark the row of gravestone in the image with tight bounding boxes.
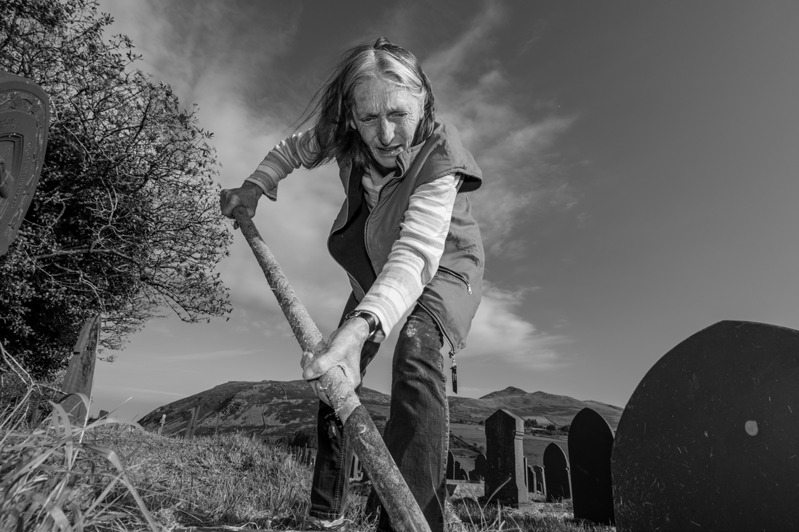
[481,320,799,531]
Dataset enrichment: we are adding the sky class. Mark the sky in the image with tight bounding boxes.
[88,0,799,421]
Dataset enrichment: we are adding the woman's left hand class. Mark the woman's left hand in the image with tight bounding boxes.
[301,318,370,404]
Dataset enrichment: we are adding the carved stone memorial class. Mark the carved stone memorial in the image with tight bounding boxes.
[568,407,614,525]
[474,452,487,480]
[543,442,570,502]
[0,71,50,255]
[485,409,528,505]
[612,320,799,531]
[60,315,101,422]
[533,465,545,495]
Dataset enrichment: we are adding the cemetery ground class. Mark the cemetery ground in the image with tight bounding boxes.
[1,393,613,532]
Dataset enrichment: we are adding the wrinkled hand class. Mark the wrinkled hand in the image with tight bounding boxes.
[301,318,370,405]
[219,181,263,219]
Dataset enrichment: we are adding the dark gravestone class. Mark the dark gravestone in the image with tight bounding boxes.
[568,407,615,525]
[446,451,455,480]
[533,465,545,495]
[612,320,799,531]
[526,465,536,493]
[543,443,570,502]
[474,452,487,480]
[0,71,50,255]
[485,409,528,505]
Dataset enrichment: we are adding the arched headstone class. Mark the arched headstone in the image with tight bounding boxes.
[533,465,545,495]
[568,407,615,525]
[474,452,487,480]
[526,465,536,493]
[446,451,455,480]
[543,443,570,502]
[612,321,799,531]
[0,71,50,255]
[485,409,528,505]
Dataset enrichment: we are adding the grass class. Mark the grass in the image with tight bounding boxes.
[1,348,613,531]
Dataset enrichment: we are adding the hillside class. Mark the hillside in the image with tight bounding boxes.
[137,381,623,453]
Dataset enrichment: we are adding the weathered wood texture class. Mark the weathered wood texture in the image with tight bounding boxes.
[232,206,430,532]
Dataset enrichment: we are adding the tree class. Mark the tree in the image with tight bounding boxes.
[0,0,232,379]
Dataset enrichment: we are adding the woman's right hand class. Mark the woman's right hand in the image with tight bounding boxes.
[220,181,263,219]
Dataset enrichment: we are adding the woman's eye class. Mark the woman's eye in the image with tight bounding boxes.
[360,117,377,125]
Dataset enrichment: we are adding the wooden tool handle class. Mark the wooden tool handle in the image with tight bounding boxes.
[231,206,431,532]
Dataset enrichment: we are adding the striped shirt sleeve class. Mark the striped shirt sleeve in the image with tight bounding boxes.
[245,129,319,200]
[356,174,462,340]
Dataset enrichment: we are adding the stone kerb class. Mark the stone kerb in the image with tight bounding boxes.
[568,407,614,525]
[543,442,570,502]
[485,409,528,506]
[612,320,799,531]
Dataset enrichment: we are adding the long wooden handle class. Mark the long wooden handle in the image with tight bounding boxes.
[232,206,431,532]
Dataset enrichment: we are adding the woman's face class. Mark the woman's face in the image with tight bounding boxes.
[350,77,424,172]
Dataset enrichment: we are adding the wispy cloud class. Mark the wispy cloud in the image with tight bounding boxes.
[421,2,578,257]
[459,282,570,369]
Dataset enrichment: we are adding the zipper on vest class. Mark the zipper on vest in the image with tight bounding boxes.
[436,265,472,294]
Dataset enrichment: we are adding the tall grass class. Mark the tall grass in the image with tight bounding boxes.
[1,346,612,531]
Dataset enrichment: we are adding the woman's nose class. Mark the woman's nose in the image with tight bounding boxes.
[378,118,394,145]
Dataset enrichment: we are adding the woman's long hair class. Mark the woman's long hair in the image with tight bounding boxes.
[298,37,436,170]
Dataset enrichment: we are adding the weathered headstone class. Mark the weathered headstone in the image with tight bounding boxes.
[485,409,528,505]
[60,315,101,422]
[186,406,200,438]
[533,465,545,495]
[0,71,50,256]
[474,452,487,480]
[158,414,166,435]
[612,320,799,531]
[568,407,614,525]
[446,451,455,480]
[350,453,363,481]
[527,465,536,493]
[543,443,570,502]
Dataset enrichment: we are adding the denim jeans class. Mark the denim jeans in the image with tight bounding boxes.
[309,297,449,532]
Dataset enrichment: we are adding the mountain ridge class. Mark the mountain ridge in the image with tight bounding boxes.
[137,380,623,443]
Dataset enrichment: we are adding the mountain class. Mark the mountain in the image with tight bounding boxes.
[137,381,623,444]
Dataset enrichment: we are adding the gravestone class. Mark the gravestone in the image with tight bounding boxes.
[527,465,536,493]
[0,71,50,256]
[158,414,166,435]
[60,315,101,422]
[350,453,363,481]
[568,407,615,525]
[485,409,528,505]
[474,453,487,480]
[612,320,799,531]
[446,451,455,479]
[533,465,545,495]
[185,406,200,438]
[543,443,570,502]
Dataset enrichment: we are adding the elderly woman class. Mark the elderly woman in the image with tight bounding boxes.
[221,37,484,531]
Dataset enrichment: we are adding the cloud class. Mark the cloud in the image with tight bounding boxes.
[420,3,578,257]
[459,282,570,369]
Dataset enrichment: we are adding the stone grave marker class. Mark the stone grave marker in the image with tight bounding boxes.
[446,451,455,480]
[474,452,487,480]
[533,465,545,495]
[485,409,528,505]
[543,443,570,502]
[185,406,200,438]
[568,407,614,525]
[612,320,799,531]
[526,465,536,493]
[158,414,166,435]
[60,315,101,422]
[0,71,50,256]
